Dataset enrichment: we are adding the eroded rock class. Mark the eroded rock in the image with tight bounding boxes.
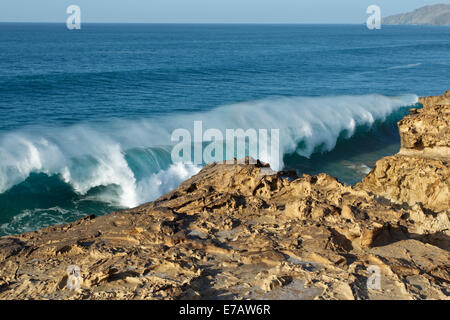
[0,92,449,300]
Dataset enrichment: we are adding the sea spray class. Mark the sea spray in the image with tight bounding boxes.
[0,94,418,232]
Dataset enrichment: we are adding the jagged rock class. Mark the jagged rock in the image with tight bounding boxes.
[0,93,449,300]
[358,155,449,213]
[418,90,450,109]
[359,91,450,214]
[398,92,450,159]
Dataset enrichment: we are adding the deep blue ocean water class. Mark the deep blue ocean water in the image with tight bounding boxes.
[0,23,449,235]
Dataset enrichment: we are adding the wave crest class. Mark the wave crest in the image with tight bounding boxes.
[0,93,418,208]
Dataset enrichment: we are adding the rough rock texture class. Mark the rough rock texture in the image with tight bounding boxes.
[0,92,449,300]
[359,91,450,214]
[398,91,450,158]
[418,90,450,109]
[383,4,450,26]
[357,156,449,214]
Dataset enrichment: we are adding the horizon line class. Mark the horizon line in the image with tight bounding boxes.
[0,21,367,24]
[0,22,444,27]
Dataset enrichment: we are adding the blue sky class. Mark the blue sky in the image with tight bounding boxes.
[0,0,449,23]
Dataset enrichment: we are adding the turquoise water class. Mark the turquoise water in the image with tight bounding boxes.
[0,23,449,235]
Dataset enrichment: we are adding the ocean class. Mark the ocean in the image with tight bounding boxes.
[0,23,449,235]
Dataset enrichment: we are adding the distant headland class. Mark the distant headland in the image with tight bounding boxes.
[383,4,450,26]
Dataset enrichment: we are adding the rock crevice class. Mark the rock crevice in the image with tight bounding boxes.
[358,91,449,214]
[0,92,449,300]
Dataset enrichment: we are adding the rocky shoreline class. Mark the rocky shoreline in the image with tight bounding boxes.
[0,91,448,300]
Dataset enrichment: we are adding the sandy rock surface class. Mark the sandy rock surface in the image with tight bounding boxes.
[359,91,449,213]
[0,92,449,300]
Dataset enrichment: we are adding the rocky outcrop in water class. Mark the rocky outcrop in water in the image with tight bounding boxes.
[0,92,448,300]
[358,91,449,214]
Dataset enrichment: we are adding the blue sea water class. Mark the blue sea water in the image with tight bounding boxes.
[0,23,449,235]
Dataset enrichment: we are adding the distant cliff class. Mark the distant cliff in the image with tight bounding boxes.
[383,4,450,26]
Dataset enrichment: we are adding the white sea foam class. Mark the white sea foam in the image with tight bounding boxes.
[358,63,422,75]
[0,94,418,208]
[0,206,72,235]
[387,63,422,70]
[136,162,201,204]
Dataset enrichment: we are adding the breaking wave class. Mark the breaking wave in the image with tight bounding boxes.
[0,93,418,214]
